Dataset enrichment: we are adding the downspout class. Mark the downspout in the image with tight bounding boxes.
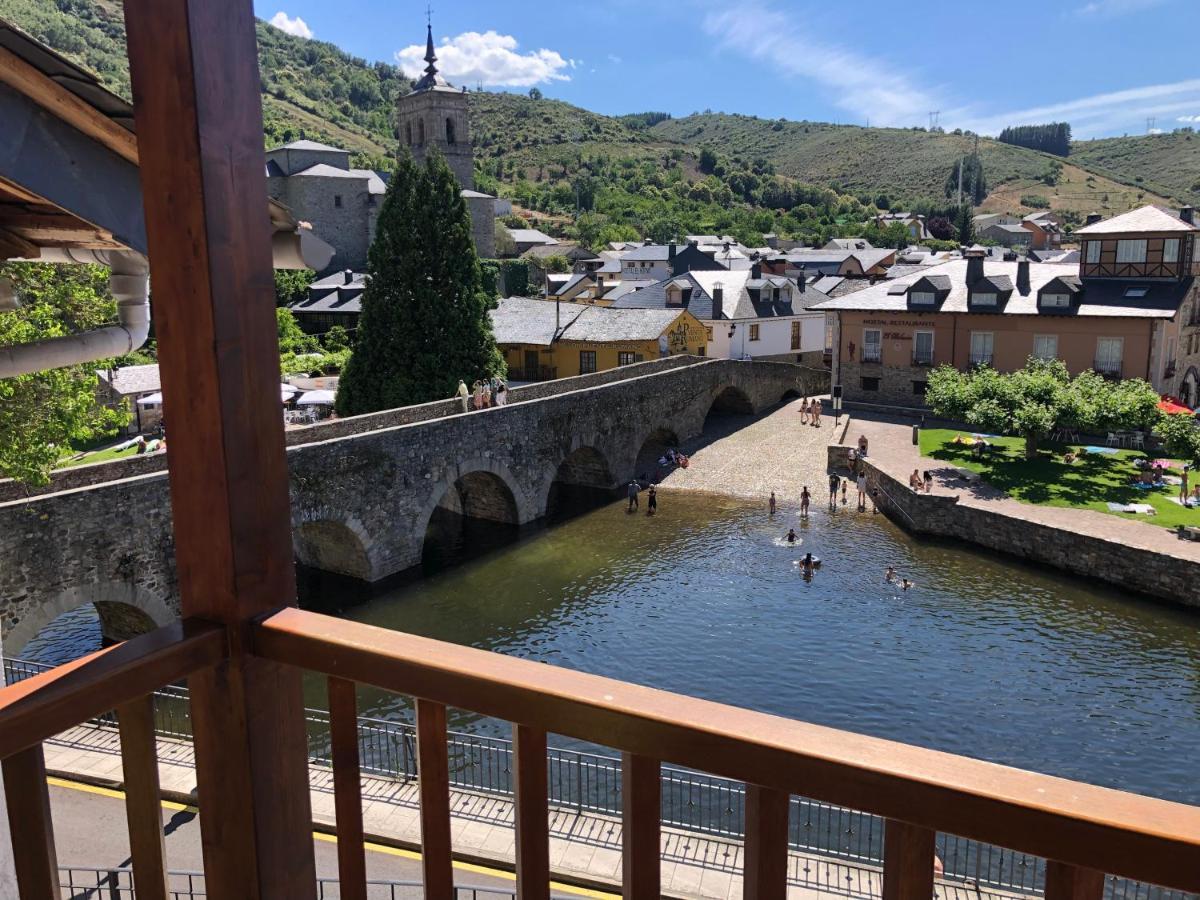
[0,248,150,378]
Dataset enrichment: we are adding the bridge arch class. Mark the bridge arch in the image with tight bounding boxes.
[706,384,755,418]
[293,511,374,581]
[538,437,618,517]
[415,457,535,567]
[3,581,173,657]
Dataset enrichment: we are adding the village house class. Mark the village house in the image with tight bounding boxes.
[872,211,928,240]
[288,269,366,334]
[490,296,707,380]
[505,227,558,255]
[978,221,1033,248]
[815,206,1199,407]
[616,241,725,281]
[613,265,830,365]
[1022,211,1064,251]
[96,363,162,435]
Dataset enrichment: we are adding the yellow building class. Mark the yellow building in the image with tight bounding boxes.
[490,297,707,381]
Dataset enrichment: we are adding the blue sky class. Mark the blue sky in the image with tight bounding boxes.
[256,0,1200,139]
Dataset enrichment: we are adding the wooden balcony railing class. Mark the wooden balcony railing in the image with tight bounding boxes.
[3,609,1200,899]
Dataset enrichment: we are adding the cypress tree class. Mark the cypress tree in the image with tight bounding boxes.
[336,150,504,416]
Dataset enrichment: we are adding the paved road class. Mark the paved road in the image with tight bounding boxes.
[47,777,574,899]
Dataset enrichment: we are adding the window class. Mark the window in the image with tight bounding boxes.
[1116,239,1147,263]
[1095,337,1123,375]
[1032,334,1058,360]
[418,119,425,145]
[913,330,934,365]
[861,376,880,391]
[969,331,994,366]
[1164,238,1180,263]
[405,122,413,145]
[1041,292,1070,308]
[1123,286,1148,299]
[862,328,882,363]
[791,320,801,350]
[618,351,636,366]
[579,351,597,374]
[971,292,997,307]
[749,324,760,341]
[910,290,936,305]
[912,380,927,397]
[1086,241,1101,264]
[333,195,343,208]
[446,117,457,145]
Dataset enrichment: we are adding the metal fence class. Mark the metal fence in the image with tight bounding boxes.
[11,659,1191,900]
[56,866,547,899]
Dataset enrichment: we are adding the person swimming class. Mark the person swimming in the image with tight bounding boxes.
[785,528,797,544]
[802,552,816,576]
[885,566,896,582]
[901,578,913,591]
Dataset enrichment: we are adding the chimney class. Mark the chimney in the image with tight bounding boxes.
[1181,206,1195,225]
[1085,213,1103,226]
[344,269,354,285]
[965,250,984,286]
[668,242,677,260]
[751,262,762,279]
[797,265,806,292]
[1017,259,1030,293]
[712,283,724,320]
[643,238,653,246]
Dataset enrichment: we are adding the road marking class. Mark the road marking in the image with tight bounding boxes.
[48,776,617,899]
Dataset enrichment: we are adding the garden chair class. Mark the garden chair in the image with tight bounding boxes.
[1130,432,1145,450]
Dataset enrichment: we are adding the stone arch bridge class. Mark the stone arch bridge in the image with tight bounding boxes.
[0,358,813,653]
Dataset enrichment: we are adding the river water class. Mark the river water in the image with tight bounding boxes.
[19,489,1200,805]
[314,490,1200,806]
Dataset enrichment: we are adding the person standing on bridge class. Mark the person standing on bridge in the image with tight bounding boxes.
[456,380,469,413]
[494,382,508,406]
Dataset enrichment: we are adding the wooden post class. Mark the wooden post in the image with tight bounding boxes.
[121,2,316,898]
[743,783,789,900]
[882,819,936,900]
[328,678,367,900]
[1045,861,1105,900]
[415,699,454,900]
[1,744,58,900]
[621,753,660,899]
[117,695,170,900]
[513,725,550,900]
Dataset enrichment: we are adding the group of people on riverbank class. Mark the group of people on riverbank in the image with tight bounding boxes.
[455,377,508,412]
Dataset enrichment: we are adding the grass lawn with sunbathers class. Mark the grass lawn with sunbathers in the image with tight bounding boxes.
[918,428,1199,529]
[57,437,161,469]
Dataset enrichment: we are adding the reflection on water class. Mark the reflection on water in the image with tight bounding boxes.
[323,490,1200,805]
[18,604,102,666]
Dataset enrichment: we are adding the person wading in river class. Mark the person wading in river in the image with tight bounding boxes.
[627,480,639,512]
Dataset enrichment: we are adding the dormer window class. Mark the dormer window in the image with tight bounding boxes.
[1041,293,1071,308]
[972,292,997,307]
[910,291,936,306]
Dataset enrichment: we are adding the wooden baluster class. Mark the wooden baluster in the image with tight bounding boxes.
[117,694,170,900]
[743,783,789,900]
[1045,861,1105,900]
[513,725,550,900]
[882,819,936,900]
[2,744,59,900]
[415,699,454,900]
[621,753,660,899]
[328,678,367,900]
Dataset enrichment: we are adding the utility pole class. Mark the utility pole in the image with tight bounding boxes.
[928,110,940,131]
[957,157,963,208]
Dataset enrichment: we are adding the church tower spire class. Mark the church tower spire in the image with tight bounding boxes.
[423,22,437,79]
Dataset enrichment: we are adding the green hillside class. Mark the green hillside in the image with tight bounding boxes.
[1071,132,1200,205]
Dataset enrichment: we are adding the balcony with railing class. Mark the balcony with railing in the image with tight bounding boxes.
[861,347,882,364]
[968,353,994,367]
[3,4,1200,900]
[911,350,934,367]
[1094,359,1124,378]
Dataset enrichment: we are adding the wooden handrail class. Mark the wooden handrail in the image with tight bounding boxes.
[0,618,225,760]
[254,607,1200,892]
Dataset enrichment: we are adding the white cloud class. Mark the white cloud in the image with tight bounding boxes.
[702,2,941,127]
[607,54,623,64]
[1178,114,1200,122]
[1148,127,1165,134]
[269,11,313,39]
[395,31,574,88]
[1073,0,1166,18]
[954,78,1200,138]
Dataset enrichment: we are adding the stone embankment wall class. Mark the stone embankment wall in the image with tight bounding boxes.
[828,444,1199,608]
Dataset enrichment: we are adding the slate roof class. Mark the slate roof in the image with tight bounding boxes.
[824,238,873,251]
[600,279,655,302]
[290,164,387,194]
[1074,205,1198,235]
[289,271,366,316]
[621,243,673,262]
[614,270,830,320]
[488,297,689,345]
[507,228,557,245]
[984,223,1031,236]
[270,139,346,153]
[97,364,160,396]
[812,259,1189,318]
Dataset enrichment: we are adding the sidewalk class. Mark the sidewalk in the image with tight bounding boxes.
[41,721,1003,900]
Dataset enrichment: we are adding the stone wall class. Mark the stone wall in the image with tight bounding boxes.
[2,359,820,652]
[839,358,931,406]
[828,444,1200,608]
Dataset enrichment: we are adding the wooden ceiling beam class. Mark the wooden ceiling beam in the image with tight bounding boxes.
[0,46,138,166]
[0,227,40,260]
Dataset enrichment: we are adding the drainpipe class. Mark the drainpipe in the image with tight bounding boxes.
[0,248,150,378]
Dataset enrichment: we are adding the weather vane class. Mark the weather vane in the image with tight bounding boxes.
[426,3,433,25]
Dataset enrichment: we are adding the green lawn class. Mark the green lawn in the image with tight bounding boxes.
[58,440,140,468]
[918,428,1199,529]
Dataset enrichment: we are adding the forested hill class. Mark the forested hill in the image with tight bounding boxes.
[1,0,1190,219]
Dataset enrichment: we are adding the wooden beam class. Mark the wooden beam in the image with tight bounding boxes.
[0,619,225,760]
[0,45,138,165]
[882,819,936,900]
[621,753,660,900]
[744,783,789,900]
[328,677,367,900]
[118,694,170,900]
[514,725,550,900]
[122,1,316,898]
[1,745,58,900]
[0,225,38,259]
[253,608,1200,893]
[415,699,454,900]
[1045,861,1105,900]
